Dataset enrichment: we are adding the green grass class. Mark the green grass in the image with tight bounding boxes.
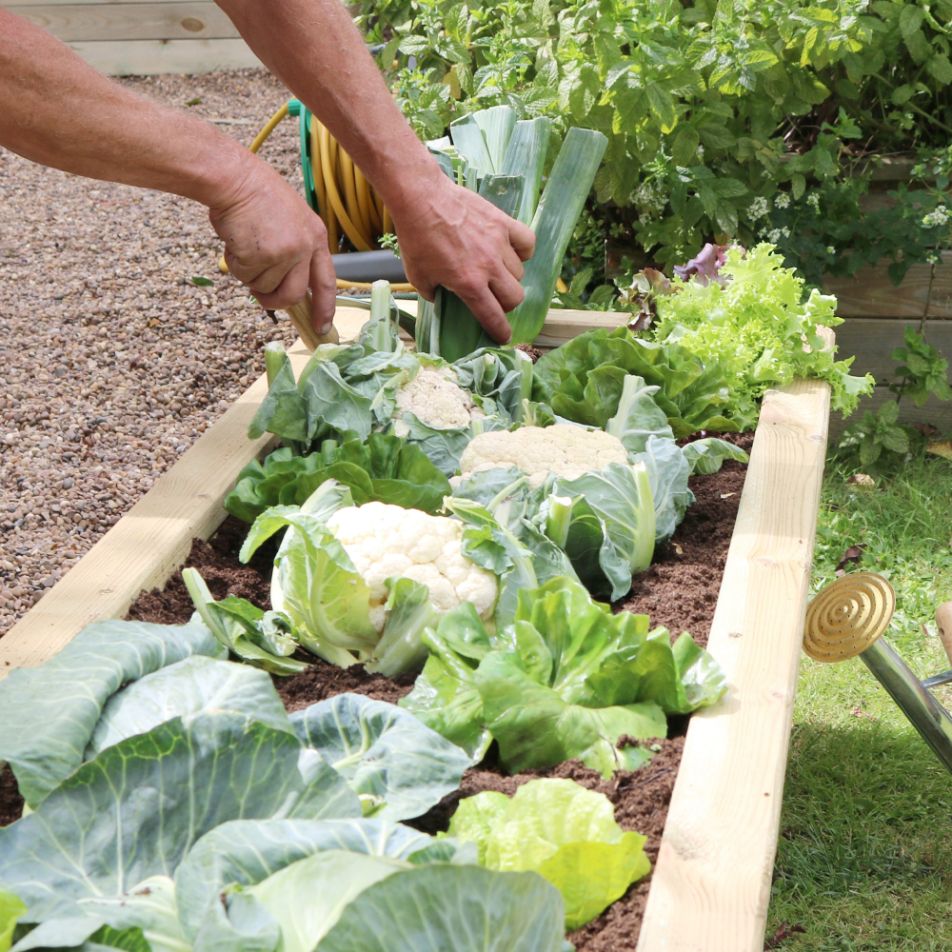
[767,454,952,951]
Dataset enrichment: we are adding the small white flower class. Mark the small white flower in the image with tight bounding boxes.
[780,226,791,238]
[922,205,949,228]
[927,252,940,265]
[773,192,791,209]
[826,245,836,255]
[806,193,820,209]
[766,228,783,244]
[748,196,769,220]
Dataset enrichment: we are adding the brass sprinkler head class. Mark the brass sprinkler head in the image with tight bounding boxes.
[803,572,896,662]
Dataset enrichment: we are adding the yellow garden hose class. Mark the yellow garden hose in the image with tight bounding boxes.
[219,103,414,291]
[223,103,566,295]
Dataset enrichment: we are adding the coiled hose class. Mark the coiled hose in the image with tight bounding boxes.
[228,101,567,297]
[222,100,413,292]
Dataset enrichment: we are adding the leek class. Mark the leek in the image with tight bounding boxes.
[422,107,606,361]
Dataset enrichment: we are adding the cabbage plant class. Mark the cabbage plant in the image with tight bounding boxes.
[0,618,571,951]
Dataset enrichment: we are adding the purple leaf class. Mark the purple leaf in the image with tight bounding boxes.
[673,243,730,285]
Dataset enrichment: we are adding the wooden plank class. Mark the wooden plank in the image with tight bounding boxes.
[637,336,832,952]
[836,317,952,383]
[64,36,262,74]
[532,308,628,349]
[823,263,930,319]
[0,306,369,676]
[828,387,952,440]
[834,317,926,382]
[822,251,952,321]
[8,2,239,41]
[925,251,952,319]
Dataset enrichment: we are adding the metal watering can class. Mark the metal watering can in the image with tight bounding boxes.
[803,572,952,774]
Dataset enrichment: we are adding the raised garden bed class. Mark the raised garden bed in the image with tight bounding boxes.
[0,306,833,950]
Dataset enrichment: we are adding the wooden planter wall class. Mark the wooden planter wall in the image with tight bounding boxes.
[823,256,952,436]
[0,307,832,951]
[2,1,263,74]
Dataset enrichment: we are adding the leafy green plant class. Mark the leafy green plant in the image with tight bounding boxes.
[291,693,471,821]
[446,778,651,929]
[418,106,606,359]
[401,576,726,774]
[648,244,874,418]
[453,391,746,598]
[0,892,24,952]
[231,481,575,675]
[560,244,873,435]
[225,435,451,523]
[359,0,952,279]
[184,568,311,675]
[0,617,572,951]
[836,326,951,469]
[250,294,533,476]
[532,325,738,436]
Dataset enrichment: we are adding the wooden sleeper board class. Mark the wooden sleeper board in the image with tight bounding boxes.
[0,308,832,952]
[637,355,831,950]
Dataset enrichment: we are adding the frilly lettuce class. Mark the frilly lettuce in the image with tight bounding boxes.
[446,778,650,929]
[652,244,873,420]
[534,244,873,435]
[401,576,726,774]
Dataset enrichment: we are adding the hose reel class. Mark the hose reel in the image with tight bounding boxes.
[223,99,412,291]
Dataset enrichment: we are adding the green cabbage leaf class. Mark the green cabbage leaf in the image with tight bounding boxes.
[224,434,451,523]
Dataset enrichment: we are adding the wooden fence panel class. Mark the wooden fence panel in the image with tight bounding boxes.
[2,1,262,73]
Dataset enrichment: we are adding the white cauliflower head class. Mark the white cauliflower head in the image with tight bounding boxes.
[458,424,629,487]
[394,365,485,433]
[326,501,497,631]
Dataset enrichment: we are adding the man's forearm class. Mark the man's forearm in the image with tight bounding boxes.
[0,11,250,207]
[215,0,444,216]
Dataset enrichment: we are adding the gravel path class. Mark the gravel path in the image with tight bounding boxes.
[0,69,308,636]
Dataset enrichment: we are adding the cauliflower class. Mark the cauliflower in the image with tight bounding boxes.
[394,366,485,433]
[327,501,498,631]
[458,424,629,487]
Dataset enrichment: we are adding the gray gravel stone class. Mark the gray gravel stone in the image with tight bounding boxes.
[0,69,309,636]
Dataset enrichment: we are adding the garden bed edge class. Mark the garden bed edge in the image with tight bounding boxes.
[0,311,833,952]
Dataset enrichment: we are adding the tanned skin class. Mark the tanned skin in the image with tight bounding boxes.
[0,4,534,339]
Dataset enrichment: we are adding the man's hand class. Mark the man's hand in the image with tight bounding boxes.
[0,10,337,337]
[215,0,537,344]
[209,158,336,335]
[389,173,535,343]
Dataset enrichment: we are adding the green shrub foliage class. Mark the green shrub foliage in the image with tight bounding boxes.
[359,0,952,281]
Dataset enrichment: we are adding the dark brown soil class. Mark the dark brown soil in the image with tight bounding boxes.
[0,764,22,827]
[0,441,750,950]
